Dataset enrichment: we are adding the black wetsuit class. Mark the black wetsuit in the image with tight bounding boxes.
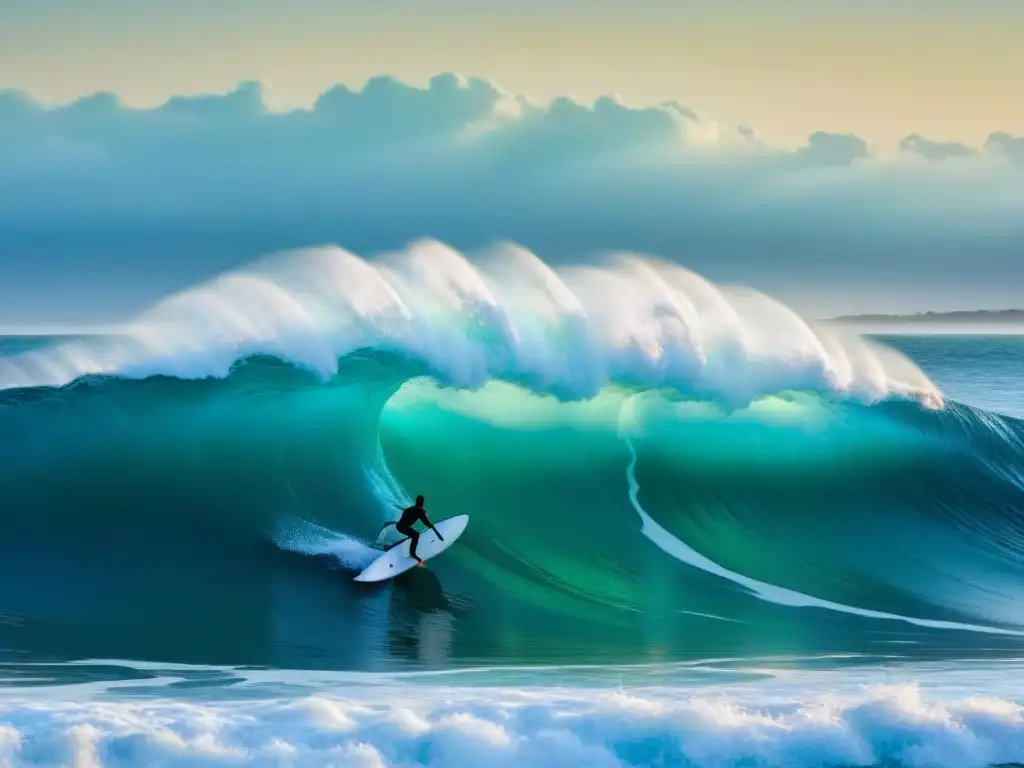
[396,504,434,561]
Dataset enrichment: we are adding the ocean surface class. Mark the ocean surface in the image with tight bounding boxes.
[1,243,1023,766]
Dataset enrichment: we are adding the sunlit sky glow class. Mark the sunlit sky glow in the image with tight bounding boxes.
[4,0,1023,147]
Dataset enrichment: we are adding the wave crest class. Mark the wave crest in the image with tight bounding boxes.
[0,240,942,408]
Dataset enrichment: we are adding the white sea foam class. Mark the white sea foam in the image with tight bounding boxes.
[0,240,943,409]
[0,677,1021,767]
[272,516,379,570]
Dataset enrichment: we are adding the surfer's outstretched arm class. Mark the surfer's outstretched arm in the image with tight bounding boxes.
[420,511,444,541]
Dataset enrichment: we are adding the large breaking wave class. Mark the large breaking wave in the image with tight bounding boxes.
[1,241,1024,671]
[0,239,940,406]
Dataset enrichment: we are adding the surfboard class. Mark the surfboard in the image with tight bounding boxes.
[354,515,469,583]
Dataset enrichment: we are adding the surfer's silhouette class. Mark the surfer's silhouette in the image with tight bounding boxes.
[395,495,443,567]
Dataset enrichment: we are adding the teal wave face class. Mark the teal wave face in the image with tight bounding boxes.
[381,381,1024,633]
[2,351,1024,672]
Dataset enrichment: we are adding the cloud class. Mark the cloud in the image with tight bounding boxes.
[1,72,1023,322]
[795,131,869,166]
[900,133,979,161]
[987,131,1024,164]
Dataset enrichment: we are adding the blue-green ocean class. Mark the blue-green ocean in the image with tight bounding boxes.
[0,246,1022,766]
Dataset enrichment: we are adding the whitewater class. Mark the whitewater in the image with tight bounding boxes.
[0,238,941,407]
[2,661,1024,768]
[2,240,1024,767]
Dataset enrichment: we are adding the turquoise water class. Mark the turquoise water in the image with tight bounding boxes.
[1,250,1023,766]
[3,341,1024,675]
[880,335,1024,419]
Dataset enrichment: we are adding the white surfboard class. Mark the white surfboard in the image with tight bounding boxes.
[354,515,469,583]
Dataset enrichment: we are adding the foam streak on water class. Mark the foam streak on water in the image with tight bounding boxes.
[616,396,1024,636]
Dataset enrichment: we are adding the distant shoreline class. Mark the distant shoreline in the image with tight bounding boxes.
[829,310,1024,324]
[823,310,1024,335]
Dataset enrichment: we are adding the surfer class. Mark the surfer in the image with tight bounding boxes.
[396,495,443,566]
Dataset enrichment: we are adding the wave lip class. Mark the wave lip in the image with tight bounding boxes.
[0,240,942,409]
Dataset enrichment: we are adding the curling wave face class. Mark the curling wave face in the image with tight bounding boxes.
[1,242,1023,673]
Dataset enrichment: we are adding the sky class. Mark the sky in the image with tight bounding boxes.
[5,0,1024,147]
[1,0,1023,324]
